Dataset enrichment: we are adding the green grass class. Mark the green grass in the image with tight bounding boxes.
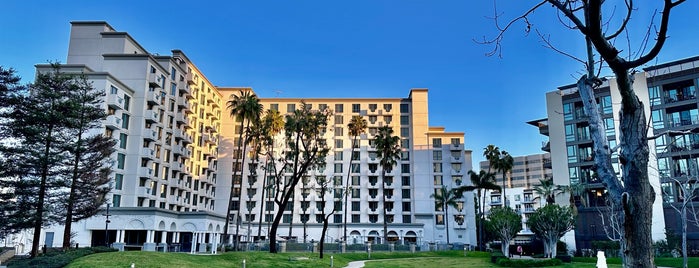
[65,250,697,268]
[67,250,468,268]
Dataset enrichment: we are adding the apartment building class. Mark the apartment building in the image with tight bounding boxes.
[527,57,699,250]
[18,21,476,253]
[478,153,557,246]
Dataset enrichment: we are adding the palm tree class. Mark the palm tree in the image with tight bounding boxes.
[558,182,587,209]
[532,178,561,205]
[257,109,284,241]
[225,90,262,250]
[375,125,401,244]
[430,186,461,245]
[457,170,500,250]
[344,115,367,243]
[484,145,513,206]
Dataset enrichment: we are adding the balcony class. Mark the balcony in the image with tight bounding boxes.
[541,141,550,152]
[146,91,160,104]
[173,129,185,141]
[449,143,462,151]
[142,128,157,141]
[490,199,502,206]
[171,162,183,172]
[186,73,196,85]
[106,94,124,110]
[178,84,191,95]
[667,115,699,128]
[176,113,189,125]
[138,167,153,178]
[136,186,151,196]
[177,98,190,111]
[451,156,462,163]
[144,110,159,123]
[367,207,379,214]
[104,115,122,130]
[148,74,162,88]
[202,133,212,144]
[141,147,155,160]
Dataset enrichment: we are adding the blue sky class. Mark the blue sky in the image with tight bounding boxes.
[2,1,698,165]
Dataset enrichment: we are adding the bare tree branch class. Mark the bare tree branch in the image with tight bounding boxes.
[605,0,634,40]
[475,0,548,57]
[535,29,587,65]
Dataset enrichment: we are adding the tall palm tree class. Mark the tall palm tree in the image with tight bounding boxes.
[430,186,461,245]
[225,90,262,250]
[375,125,401,244]
[484,145,513,206]
[558,182,587,209]
[344,115,367,242]
[257,109,284,241]
[532,178,563,205]
[457,170,500,250]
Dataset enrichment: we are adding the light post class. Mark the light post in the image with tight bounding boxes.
[104,203,111,247]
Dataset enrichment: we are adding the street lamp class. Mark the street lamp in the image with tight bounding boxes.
[104,203,111,247]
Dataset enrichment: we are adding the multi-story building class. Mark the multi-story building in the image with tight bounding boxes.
[16,21,476,253]
[479,153,557,247]
[528,57,699,250]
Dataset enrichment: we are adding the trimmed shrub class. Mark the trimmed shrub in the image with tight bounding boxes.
[496,258,563,267]
[491,251,507,263]
[555,255,572,263]
[8,247,117,268]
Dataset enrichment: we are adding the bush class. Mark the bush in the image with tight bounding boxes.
[491,251,507,263]
[7,247,117,268]
[496,258,563,267]
[555,255,571,263]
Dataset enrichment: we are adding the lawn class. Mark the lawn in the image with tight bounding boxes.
[66,250,469,268]
[64,250,697,268]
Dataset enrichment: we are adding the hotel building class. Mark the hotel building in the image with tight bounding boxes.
[11,21,476,253]
[530,57,699,251]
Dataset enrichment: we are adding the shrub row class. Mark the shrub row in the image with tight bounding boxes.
[7,247,116,268]
[496,258,563,267]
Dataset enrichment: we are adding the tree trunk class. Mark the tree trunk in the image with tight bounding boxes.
[234,119,251,250]
[257,148,271,241]
[381,170,388,244]
[445,204,450,245]
[223,120,246,251]
[344,136,357,243]
[479,189,485,250]
[320,218,329,259]
[32,124,53,258]
[682,206,688,268]
[63,130,83,249]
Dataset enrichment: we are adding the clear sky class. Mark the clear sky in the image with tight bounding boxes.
[2,1,698,165]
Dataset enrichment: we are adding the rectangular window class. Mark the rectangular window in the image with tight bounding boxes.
[352,215,360,223]
[600,95,612,114]
[270,103,279,111]
[383,104,392,112]
[432,138,442,148]
[652,110,664,130]
[402,189,411,198]
[119,133,128,149]
[334,151,343,161]
[334,163,343,173]
[401,151,409,160]
[433,151,442,161]
[402,215,411,223]
[319,104,327,111]
[352,104,360,113]
[648,86,661,106]
[282,214,292,223]
[121,114,130,129]
[400,127,409,137]
[402,176,410,186]
[335,104,344,113]
[114,174,123,190]
[334,214,342,223]
[567,145,577,163]
[401,139,409,148]
[112,194,121,207]
[287,103,295,113]
[335,115,343,124]
[335,139,343,148]
[335,127,343,136]
[352,176,360,186]
[117,153,125,169]
[565,124,575,141]
[563,103,573,121]
[352,201,360,211]
[123,95,130,111]
[401,163,410,173]
[435,214,444,225]
[400,103,409,113]
[433,163,442,173]
[434,175,443,185]
[400,115,409,125]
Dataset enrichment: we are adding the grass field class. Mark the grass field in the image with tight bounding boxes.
[65,250,698,268]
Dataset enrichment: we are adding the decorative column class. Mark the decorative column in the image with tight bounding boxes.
[190,233,197,254]
[159,231,168,252]
[199,232,207,253]
[113,230,126,251]
[143,230,156,251]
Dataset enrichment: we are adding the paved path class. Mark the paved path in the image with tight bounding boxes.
[344,260,367,268]
[343,257,441,268]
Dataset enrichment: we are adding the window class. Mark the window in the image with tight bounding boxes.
[352,176,360,186]
[110,85,118,94]
[369,215,379,223]
[123,95,130,111]
[112,194,121,207]
[352,188,360,198]
[563,103,573,121]
[400,115,409,125]
[435,214,444,225]
[283,214,292,223]
[335,104,344,113]
[114,174,123,190]
[383,104,392,112]
[567,146,577,163]
[335,127,343,136]
[600,95,612,114]
[335,139,343,148]
[352,215,360,223]
[402,189,411,198]
[565,124,575,141]
[335,115,343,124]
[384,116,392,124]
[334,214,342,223]
[352,201,360,211]
[433,163,442,173]
[434,175,443,185]
[287,103,295,113]
[432,138,442,148]
[369,104,377,112]
[401,151,409,160]
[117,153,125,169]
[352,104,360,113]
[400,127,409,137]
[121,114,130,129]
[119,133,128,149]
[401,139,410,148]
[319,104,328,111]
[401,163,410,173]
[648,86,661,106]
[402,215,411,223]
[402,202,411,211]
[400,103,409,113]
[402,176,410,186]
[270,103,279,111]
[170,83,177,96]
[604,118,615,136]
[433,151,442,161]
[334,151,343,161]
[334,163,343,173]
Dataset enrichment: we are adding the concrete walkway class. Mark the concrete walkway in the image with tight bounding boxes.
[344,260,367,268]
[343,257,441,268]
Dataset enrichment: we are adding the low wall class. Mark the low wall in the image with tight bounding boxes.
[0,248,16,265]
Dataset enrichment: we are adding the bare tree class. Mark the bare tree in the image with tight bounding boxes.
[480,1,687,266]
